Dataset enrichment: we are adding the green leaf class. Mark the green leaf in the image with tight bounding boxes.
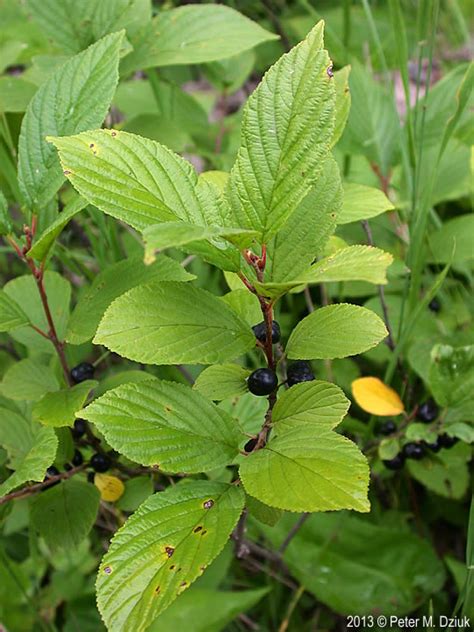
[148,587,268,632]
[227,21,336,239]
[80,380,242,473]
[194,364,251,401]
[0,410,58,495]
[96,480,245,632]
[30,479,100,550]
[286,304,388,360]
[0,290,29,332]
[239,424,369,513]
[0,76,37,113]
[122,4,278,73]
[338,183,394,224]
[427,214,474,264]
[272,381,350,432]
[18,31,124,211]
[116,476,154,512]
[429,344,474,409]
[3,272,71,354]
[444,423,474,444]
[246,495,283,527]
[267,155,342,283]
[33,380,96,428]
[67,255,193,345]
[0,189,13,235]
[256,246,393,299]
[332,65,351,147]
[407,443,471,499]
[27,195,88,261]
[220,290,261,327]
[94,281,255,365]
[263,512,445,615]
[0,359,59,401]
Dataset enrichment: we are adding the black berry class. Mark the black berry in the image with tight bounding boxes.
[247,368,278,396]
[437,433,459,449]
[423,440,442,453]
[90,452,111,473]
[383,454,405,470]
[64,463,73,471]
[252,320,281,344]
[244,437,258,453]
[71,450,83,466]
[87,471,95,484]
[379,420,396,436]
[71,418,86,439]
[46,466,59,478]
[416,399,439,423]
[287,360,314,387]
[70,362,95,384]
[402,442,425,460]
[428,298,441,313]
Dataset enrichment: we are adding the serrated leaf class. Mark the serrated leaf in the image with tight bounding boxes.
[429,344,474,409]
[94,281,255,365]
[94,474,125,502]
[67,255,193,345]
[122,4,278,73]
[3,271,71,354]
[18,32,124,211]
[32,380,96,427]
[338,183,394,224]
[246,495,283,527]
[0,290,30,332]
[0,189,12,235]
[30,479,100,549]
[194,364,250,401]
[331,66,351,147]
[80,380,242,473]
[28,195,88,261]
[96,480,245,632]
[220,290,261,327]
[351,377,404,416]
[239,424,369,513]
[0,359,60,401]
[272,381,350,432]
[286,304,388,360]
[267,156,342,283]
[0,410,58,496]
[227,21,335,239]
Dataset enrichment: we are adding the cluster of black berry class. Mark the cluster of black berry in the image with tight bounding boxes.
[246,321,315,397]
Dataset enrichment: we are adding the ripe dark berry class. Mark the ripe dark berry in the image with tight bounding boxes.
[383,454,405,470]
[71,418,86,439]
[247,368,278,396]
[252,320,281,344]
[244,437,258,453]
[428,298,441,313]
[437,433,459,449]
[90,452,111,473]
[402,442,425,460]
[379,420,396,436]
[287,360,314,387]
[416,398,439,423]
[87,471,95,484]
[423,440,442,453]
[64,463,73,471]
[71,450,83,466]
[46,466,59,478]
[70,362,95,384]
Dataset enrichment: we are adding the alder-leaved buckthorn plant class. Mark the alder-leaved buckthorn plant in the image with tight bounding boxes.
[1,17,402,632]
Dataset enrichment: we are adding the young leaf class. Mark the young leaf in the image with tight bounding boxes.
[272,381,350,431]
[80,380,242,473]
[227,21,336,239]
[66,255,193,345]
[122,4,278,73]
[32,380,97,427]
[0,290,29,332]
[193,364,251,401]
[239,424,369,513]
[0,410,58,495]
[286,304,388,360]
[30,479,100,550]
[18,31,124,211]
[94,281,255,365]
[338,183,394,224]
[96,481,245,632]
[351,377,405,416]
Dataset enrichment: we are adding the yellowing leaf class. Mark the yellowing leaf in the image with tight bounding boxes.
[351,377,404,416]
[94,474,125,502]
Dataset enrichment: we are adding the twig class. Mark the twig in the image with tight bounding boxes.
[176,365,194,384]
[278,585,306,632]
[233,509,250,558]
[0,464,86,505]
[279,513,310,554]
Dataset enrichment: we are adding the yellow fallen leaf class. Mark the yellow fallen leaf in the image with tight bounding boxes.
[94,473,125,502]
[351,377,404,416]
